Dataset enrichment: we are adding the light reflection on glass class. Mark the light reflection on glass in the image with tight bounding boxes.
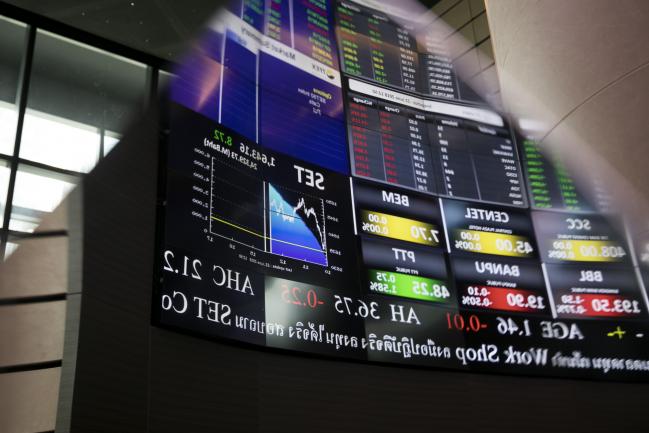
[9,165,76,232]
[0,160,9,228]
[0,101,18,155]
[4,241,18,259]
[0,15,26,155]
[104,131,121,156]
[20,109,101,173]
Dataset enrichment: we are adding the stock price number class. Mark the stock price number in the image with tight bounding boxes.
[579,244,626,260]
[591,298,641,315]
[461,286,492,308]
[409,225,440,244]
[461,296,492,308]
[549,240,626,261]
[496,316,532,337]
[412,280,450,299]
[455,230,481,251]
[446,312,487,332]
[162,250,201,280]
[557,294,586,315]
[162,250,256,295]
[506,293,546,310]
[361,213,389,236]
[212,127,233,146]
[461,286,493,307]
[495,238,534,255]
[281,285,325,309]
[334,295,380,319]
[239,143,276,168]
[361,211,439,246]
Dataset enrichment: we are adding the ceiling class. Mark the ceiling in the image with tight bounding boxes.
[1,0,444,63]
[486,0,649,233]
[1,0,225,61]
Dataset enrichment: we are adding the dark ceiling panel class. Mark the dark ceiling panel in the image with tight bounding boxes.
[0,0,226,61]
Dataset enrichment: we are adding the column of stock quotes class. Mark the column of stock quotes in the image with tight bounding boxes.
[335,0,459,99]
[346,90,526,206]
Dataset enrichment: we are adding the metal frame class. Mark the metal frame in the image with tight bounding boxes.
[0,1,174,259]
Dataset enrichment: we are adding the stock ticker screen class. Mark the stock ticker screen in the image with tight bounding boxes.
[156,0,649,380]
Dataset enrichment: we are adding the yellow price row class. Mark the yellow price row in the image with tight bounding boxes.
[548,239,626,262]
[453,229,534,258]
[360,210,440,246]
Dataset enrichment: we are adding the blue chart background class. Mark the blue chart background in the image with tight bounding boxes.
[170,30,223,122]
[170,0,350,174]
[259,53,348,173]
[268,184,328,266]
[220,30,258,140]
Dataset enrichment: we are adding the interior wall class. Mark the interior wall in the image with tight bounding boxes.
[0,196,74,433]
[485,0,649,234]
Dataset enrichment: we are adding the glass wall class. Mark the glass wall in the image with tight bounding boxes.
[0,16,25,156]
[10,165,77,232]
[0,160,10,227]
[0,13,170,258]
[21,31,148,172]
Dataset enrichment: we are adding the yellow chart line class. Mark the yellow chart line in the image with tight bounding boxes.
[210,216,326,253]
[211,215,265,238]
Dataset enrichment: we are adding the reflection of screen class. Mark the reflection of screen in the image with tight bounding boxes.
[171,0,348,173]
[156,0,649,381]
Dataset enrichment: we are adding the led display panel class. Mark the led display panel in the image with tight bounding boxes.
[155,0,649,380]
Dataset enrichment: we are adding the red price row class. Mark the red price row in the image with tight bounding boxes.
[461,286,547,314]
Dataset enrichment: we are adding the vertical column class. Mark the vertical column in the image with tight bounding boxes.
[335,1,373,78]
[293,0,338,68]
[419,32,458,99]
[396,26,419,92]
[347,95,383,181]
[407,112,435,193]
[265,0,292,44]
[242,0,266,31]
[378,103,414,187]
[521,137,563,209]
[430,117,479,200]
[466,125,525,206]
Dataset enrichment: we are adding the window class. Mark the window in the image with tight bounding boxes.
[9,164,77,233]
[0,16,26,155]
[0,160,10,228]
[20,30,148,172]
[20,109,101,173]
[103,131,121,156]
[0,13,162,257]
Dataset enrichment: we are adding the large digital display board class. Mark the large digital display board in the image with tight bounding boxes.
[155,0,649,380]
